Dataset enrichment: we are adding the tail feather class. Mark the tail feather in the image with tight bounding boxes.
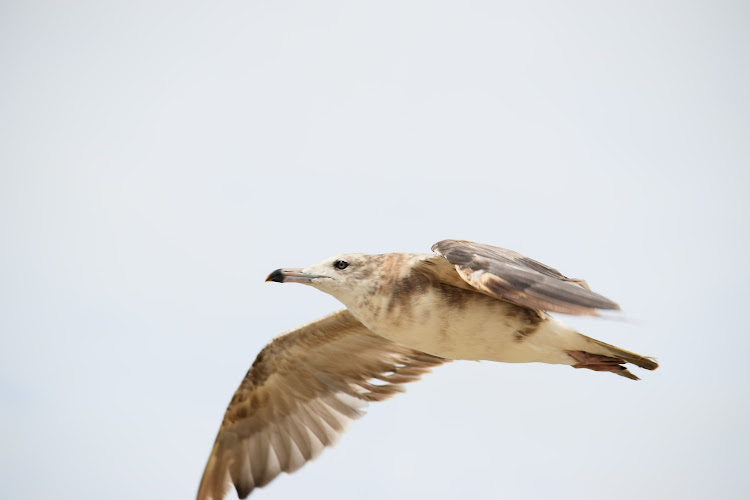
[612,369,640,381]
[581,335,659,371]
[566,335,658,381]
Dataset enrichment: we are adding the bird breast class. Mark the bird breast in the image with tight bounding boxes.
[350,275,555,363]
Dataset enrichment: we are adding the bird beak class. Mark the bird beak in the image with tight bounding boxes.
[266,268,322,284]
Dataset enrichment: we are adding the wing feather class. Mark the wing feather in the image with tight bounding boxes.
[431,239,620,315]
[197,309,445,500]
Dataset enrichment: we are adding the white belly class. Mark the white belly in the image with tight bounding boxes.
[354,287,580,366]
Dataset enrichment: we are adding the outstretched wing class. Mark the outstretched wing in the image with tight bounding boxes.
[431,239,620,316]
[197,310,446,500]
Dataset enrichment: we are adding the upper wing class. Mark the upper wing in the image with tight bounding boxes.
[197,310,446,500]
[431,239,620,316]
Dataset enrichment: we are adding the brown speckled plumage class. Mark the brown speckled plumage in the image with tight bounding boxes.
[432,239,619,315]
[198,239,658,500]
[197,310,445,500]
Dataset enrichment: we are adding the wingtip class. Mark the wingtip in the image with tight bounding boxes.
[235,482,252,499]
[607,299,622,311]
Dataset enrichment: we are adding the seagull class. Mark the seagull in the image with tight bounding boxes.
[197,239,657,500]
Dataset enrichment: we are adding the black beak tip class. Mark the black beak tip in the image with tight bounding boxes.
[266,269,285,283]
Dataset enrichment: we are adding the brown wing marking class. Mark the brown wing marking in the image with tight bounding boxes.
[431,239,620,315]
[197,310,446,500]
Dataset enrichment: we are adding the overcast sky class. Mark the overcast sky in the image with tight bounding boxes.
[1,1,749,499]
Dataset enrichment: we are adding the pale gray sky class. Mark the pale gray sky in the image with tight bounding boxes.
[1,1,749,499]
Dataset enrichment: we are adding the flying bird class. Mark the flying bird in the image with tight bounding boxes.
[197,239,657,500]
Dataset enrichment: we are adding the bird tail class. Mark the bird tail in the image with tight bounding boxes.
[566,335,659,381]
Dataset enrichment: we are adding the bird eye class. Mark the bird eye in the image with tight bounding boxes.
[333,259,349,270]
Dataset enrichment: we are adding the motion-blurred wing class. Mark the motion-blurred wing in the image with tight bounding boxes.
[431,239,620,315]
[197,310,446,500]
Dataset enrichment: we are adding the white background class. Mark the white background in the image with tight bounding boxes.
[2,1,748,499]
